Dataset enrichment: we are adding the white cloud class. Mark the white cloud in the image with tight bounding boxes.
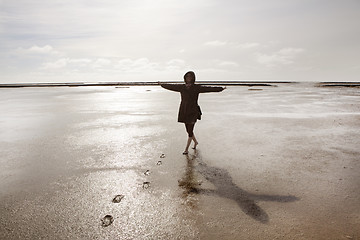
[238,42,260,49]
[69,58,92,64]
[16,45,60,56]
[278,48,304,56]
[204,40,227,47]
[167,59,185,66]
[42,58,92,69]
[166,59,186,71]
[37,55,187,74]
[42,58,69,69]
[219,61,239,67]
[93,58,112,68]
[256,48,305,67]
[114,58,159,72]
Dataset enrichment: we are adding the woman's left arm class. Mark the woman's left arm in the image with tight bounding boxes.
[199,85,225,93]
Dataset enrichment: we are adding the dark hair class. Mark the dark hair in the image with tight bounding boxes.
[183,71,196,84]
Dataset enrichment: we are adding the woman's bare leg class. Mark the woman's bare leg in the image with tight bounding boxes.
[184,123,197,154]
[192,135,198,149]
[183,137,192,154]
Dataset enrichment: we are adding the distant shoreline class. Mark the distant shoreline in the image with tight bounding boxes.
[0,81,359,88]
[0,81,288,88]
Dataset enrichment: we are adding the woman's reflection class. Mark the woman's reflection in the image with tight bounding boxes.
[178,150,201,208]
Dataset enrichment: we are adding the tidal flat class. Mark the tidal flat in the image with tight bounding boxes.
[0,83,359,239]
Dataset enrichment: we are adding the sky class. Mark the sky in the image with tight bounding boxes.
[0,0,359,83]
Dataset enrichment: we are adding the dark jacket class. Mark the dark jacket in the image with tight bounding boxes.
[161,84,224,123]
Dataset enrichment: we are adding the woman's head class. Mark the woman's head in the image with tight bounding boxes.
[184,71,196,86]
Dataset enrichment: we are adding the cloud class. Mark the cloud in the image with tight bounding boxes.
[205,41,261,49]
[41,58,69,69]
[166,59,186,69]
[16,45,60,56]
[278,48,305,56]
[204,40,228,47]
[167,59,185,65]
[41,57,184,73]
[93,58,112,68]
[165,59,188,72]
[256,47,305,67]
[237,42,261,49]
[69,58,92,65]
[41,58,92,69]
[114,58,160,72]
[218,61,239,67]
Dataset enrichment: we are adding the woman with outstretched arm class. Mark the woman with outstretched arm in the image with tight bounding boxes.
[161,71,225,155]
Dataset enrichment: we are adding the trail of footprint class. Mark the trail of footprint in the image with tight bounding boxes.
[103,153,165,227]
[141,153,165,190]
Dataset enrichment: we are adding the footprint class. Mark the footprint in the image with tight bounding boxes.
[112,195,124,203]
[160,154,166,158]
[144,170,150,176]
[143,181,150,189]
[101,215,114,227]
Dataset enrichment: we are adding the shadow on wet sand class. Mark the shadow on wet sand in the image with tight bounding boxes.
[178,152,201,208]
[179,150,299,223]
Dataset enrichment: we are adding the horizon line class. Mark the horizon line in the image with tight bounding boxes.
[0,81,359,88]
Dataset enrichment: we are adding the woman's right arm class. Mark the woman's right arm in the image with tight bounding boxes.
[160,84,182,92]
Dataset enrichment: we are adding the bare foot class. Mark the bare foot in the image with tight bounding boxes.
[192,142,198,149]
[183,151,189,155]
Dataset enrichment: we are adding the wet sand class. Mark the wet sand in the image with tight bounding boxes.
[0,83,359,239]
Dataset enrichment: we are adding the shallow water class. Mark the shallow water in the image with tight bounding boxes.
[0,84,359,239]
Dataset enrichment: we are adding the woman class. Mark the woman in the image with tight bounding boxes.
[161,71,225,154]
